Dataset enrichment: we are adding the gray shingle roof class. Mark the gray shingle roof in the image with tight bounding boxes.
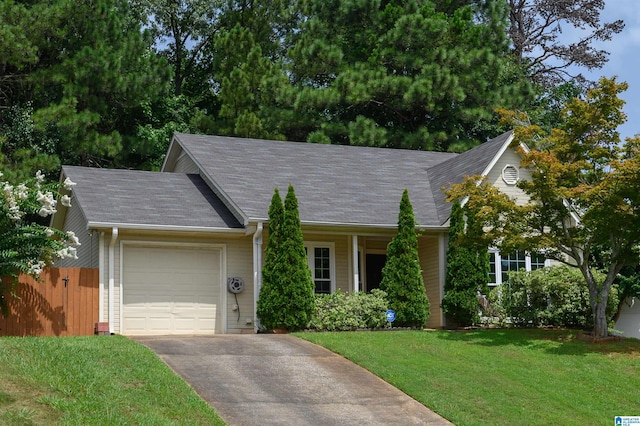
[62,166,242,229]
[427,130,514,224]
[173,133,459,227]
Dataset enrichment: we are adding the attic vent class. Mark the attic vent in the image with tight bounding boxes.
[502,165,519,185]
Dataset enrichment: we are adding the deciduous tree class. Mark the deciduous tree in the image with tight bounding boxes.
[131,0,223,97]
[507,0,624,87]
[0,171,81,316]
[446,77,640,338]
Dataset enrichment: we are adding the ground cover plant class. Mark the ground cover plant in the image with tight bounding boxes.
[295,329,640,425]
[0,335,225,425]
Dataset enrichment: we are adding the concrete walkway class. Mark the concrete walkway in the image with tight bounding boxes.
[134,334,451,426]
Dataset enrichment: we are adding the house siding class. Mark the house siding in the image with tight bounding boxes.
[365,238,390,252]
[419,235,443,328]
[486,148,532,206]
[56,199,98,268]
[172,153,199,174]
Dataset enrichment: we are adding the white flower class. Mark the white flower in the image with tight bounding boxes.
[45,228,55,237]
[55,247,78,260]
[36,191,57,217]
[68,246,78,259]
[3,183,13,198]
[27,260,46,276]
[35,170,45,183]
[67,231,81,246]
[8,204,21,221]
[61,195,72,207]
[63,177,76,191]
[15,184,28,200]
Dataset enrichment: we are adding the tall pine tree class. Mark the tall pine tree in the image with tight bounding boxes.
[380,189,430,328]
[287,0,530,151]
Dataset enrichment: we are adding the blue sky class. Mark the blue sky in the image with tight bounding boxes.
[582,1,640,140]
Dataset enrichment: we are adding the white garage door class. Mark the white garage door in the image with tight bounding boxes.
[123,245,222,335]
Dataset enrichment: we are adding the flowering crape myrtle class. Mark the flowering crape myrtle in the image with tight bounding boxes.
[0,170,80,315]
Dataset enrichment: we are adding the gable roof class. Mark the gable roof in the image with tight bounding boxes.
[60,166,242,231]
[56,130,516,232]
[167,133,460,228]
[427,131,514,224]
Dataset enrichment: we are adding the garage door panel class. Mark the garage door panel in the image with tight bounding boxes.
[123,245,222,335]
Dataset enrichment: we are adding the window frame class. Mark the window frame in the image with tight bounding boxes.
[304,242,336,294]
[488,249,550,287]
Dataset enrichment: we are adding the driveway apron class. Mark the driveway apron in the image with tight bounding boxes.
[133,335,451,426]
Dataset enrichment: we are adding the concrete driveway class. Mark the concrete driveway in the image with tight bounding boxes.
[133,334,451,426]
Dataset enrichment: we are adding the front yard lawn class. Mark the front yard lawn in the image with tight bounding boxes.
[296,328,640,425]
[0,335,225,425]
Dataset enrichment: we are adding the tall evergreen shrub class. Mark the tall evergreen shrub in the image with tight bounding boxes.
[442,199,490,327]
[380,189,430,328]
[256,185,315,331]
[256,188,284,329]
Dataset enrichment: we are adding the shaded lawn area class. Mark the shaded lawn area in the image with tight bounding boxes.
[295,328,640,425]
[0,335,225,425]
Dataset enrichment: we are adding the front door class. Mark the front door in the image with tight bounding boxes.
[365,254,386,292]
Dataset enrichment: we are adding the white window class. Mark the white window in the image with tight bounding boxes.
[304,242,335,294]
[488,249,550,286]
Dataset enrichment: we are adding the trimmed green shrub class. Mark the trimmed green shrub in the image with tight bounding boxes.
[442,199,490,327]
[380,189,430,328]
[257,185,316,332]
[485,266,619,329]
[308,289,389,331]
[256,188,285,330]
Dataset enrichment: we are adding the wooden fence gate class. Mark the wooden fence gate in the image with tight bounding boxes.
[0,268,99,336]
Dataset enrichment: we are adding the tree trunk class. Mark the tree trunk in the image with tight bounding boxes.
[592,297,609,338]
[583,266,613,339]
[579,262,615,339]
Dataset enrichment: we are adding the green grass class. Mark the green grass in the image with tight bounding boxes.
[0,335,225,425]
[295,329,640,425]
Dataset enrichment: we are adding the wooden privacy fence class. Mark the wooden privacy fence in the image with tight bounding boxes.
[0,268,99,336]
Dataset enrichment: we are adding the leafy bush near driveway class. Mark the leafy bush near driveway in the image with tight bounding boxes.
[308,289,389,331]
[484,266,619,329]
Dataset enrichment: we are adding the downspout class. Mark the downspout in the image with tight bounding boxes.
[252,222,263,332]
[108,227,118,334]
[98,232,105,322]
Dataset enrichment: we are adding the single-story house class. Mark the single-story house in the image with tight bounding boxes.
[52,130,547,335]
